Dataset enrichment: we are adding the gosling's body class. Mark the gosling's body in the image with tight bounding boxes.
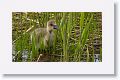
[28,20,58,50]
[30,27,54,48]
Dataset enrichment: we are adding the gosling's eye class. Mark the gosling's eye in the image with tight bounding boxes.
[50,23,53,26]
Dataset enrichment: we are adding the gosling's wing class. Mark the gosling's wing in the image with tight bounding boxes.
[34,28,47,37]
[31,28,48,48]
[30,28,47,41]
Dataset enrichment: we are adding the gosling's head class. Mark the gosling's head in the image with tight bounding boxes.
[47,20,58,32]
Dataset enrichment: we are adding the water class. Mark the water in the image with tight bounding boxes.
[94,54,101,62]
[13,49,101,62]
[21,50,29,62]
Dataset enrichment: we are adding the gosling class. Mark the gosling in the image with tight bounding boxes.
[27,20,58,50]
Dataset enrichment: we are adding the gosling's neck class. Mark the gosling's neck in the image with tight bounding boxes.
[47,26,53,34]
[49,30,52,34]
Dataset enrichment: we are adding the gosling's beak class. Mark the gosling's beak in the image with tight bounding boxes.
[53,25,58,29]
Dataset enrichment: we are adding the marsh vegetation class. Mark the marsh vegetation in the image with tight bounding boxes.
[12,12,102,62]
